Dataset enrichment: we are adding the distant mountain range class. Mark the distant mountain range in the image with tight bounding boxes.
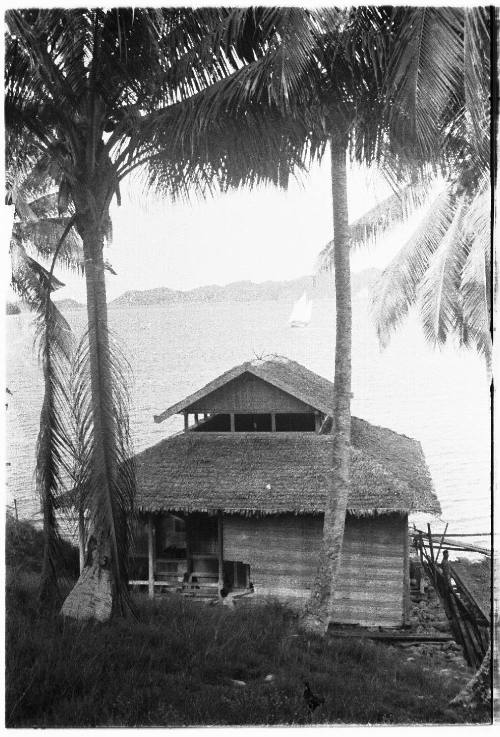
[108,268,380,308]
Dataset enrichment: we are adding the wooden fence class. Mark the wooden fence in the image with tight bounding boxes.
[413,526,490,669]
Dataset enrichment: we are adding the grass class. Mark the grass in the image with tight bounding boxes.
[5,571,488,727]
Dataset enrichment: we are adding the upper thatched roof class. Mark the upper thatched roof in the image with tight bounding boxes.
[153,355,336,422]
[134,419,440,516]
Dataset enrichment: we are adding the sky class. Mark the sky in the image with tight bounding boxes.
[10,152,431,304]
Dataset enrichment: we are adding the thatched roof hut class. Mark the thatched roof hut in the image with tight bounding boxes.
[131,356,440,628]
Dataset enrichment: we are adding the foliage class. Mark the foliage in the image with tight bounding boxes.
[370,7,491,365]
[6,575,488,727]
[5,515,79,578]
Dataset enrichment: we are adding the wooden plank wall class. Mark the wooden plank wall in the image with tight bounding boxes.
[186,374,312,413]
[330,515,406,627]
[223,514,322,601]
[223,513,406,627]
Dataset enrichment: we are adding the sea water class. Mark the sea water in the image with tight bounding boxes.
[5,295,491,549]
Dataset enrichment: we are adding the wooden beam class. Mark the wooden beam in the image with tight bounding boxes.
[147,514,155,599]
[184,412,189,432]
[217,512,224,593]
[230,413,235,432]
[402,517,410,625]
[78,507,85,574]
[271,413,276,432]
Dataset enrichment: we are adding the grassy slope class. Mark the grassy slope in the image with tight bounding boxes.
[5,572,488,728]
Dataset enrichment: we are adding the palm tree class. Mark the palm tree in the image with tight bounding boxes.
[322,5,492,707]
[8,169,81,605]
[5,7,333,619]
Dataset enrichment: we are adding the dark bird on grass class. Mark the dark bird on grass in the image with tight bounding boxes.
[303,681,325,712]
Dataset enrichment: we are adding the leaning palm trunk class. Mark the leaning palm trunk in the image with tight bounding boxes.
[305,137,352,631]
[449,644,492,714]
[61,191,135,621]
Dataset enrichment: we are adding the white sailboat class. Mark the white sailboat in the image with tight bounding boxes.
[289,292,312,328]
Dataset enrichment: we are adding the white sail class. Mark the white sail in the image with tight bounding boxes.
[289,292,312,327]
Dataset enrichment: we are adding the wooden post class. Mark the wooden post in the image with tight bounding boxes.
[230,413,235,432]
[184,412,189,432]
[315,413,321,433]
[147,514,155,599]
[427,523,435,563]
[402,516,410,625]
[271,413,276,432]
[435,522,449,563]
[185,516,193,574]
[78,507,85,573]
[194,412,199,425]
[217,511,224,593]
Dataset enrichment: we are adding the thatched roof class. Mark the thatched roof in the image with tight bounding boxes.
[134,420,440,516]
[154,355,336,422]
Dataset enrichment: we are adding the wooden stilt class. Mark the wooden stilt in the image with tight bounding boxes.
[402,516,410,625]
[315,413,321,433]
[147,514,155,599]
[78,507,85,573]
[230,413,235,432]
[184,412,189,432]
[194,413,199,425]
[217,511,224,593]
[271,413,276,432]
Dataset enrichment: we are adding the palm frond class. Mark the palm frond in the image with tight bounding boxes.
[464,8,491,166]
[34,289,76,603]
[387,7,464,156]
[318,176,434,272]
[371,187,455,347]
[68,328,137,616]
[460,178,492,365]
[417,196,467,345]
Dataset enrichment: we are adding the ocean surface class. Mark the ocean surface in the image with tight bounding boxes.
[5,295,491,549]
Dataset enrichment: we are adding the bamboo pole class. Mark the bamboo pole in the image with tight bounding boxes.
[402,515,410,625]
[147,514,155,599]
[217,511,224,593]
[78,507,85,574]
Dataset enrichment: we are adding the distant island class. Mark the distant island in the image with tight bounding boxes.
[109,268,380,308]
[52,298,85,310]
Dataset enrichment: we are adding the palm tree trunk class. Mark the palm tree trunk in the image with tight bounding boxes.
[61,205,128,621]
[449,643,492,715]
[306,137,352,631]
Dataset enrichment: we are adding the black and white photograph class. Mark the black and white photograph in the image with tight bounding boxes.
[3,3,495,727]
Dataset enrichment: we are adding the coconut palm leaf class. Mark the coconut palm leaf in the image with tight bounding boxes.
[417,196,467,345]
[387,7,464,156]
[62,327,136,618]
[35,295,76,603]
[464,8,490,166]
[318,176,434,272]
[460,178,492,364]
[371,187,456,348]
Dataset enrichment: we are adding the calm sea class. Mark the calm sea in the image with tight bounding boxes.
[5,295,491,548]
